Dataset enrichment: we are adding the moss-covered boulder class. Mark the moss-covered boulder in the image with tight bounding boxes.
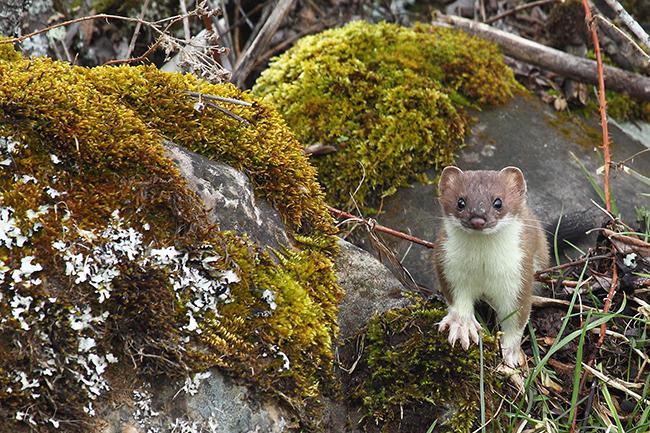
[0,42,341,431]
[343,301,501,433]
[253,21,521,212]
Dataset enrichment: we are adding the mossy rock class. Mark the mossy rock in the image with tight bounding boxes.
[347,300,501,433]
[0,42,340,431]
[253,21,521,213]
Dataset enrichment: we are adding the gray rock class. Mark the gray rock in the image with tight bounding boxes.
[613,119,650,150]
[334,239,411,341]
[164,141,293,251]
[99,369,291,433]
[0,0,28,37]
[373,95,650,290]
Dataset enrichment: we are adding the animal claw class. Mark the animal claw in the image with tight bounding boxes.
[438,310,482,350]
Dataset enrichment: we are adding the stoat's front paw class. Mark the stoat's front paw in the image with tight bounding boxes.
[438,310,481,350]
[501,344,523,368]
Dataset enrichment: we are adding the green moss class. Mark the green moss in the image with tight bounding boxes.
[0,44,340,431]
[253,21,521,212]
[577,50,650,123]
[352,301,500,433]
[600,90,650,122]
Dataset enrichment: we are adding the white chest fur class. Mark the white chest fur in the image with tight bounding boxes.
[441,217,525,311]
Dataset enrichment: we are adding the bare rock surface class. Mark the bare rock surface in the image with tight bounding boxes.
[334,239,410,340]
[99,370,290,433]
[164,141,293,251]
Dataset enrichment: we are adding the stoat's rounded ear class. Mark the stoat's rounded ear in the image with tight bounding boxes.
[438,166,463,194]
[501,166,527,194]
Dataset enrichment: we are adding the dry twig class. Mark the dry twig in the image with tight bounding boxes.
[485,0,558,24]
[327,206,436,249]
[125,0,152,60]
[232,0,296,87]
[600,0,650,51]
[435,14,650,100]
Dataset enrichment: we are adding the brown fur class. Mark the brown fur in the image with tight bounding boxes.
[434,166,550,331]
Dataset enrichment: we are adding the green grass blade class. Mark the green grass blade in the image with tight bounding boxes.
[528,303,625,387]
[525,261,590,390]
[567,310,591,427]
[601,382,624,433]
[425,419,438,433]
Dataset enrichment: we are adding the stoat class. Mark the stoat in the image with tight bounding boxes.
[434,166,550,367]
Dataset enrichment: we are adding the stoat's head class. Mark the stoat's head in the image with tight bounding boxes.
[438,166,527,234]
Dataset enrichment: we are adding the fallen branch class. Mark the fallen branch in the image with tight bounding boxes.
[232,0,296,88]
[326,206,437,249]
[435,14,650,101]
[581,363,646,402]
[601,228,650,257]
[601,0,650,52]
[531,295,597,311]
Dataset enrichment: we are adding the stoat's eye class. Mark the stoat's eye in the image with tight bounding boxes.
[457,198,466,210]
[493,198,503,209]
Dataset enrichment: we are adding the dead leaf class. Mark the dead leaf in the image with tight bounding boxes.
[553,96,568,111]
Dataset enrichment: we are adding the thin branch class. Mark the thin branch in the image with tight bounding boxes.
[125,0,152,59]
[531,295,597,311]
[1,13,175,44]
[205,101,250,123]
[184,91,253,106]
[581,363,646,402]
[536,253,613,276]
[105,37,165,66]
[595,14,650,72]
[255,22,327,70]
[485,0,558,24]
[616,148,650,167]
[327,206,437,249]
[601,0,650,52]
[179,0,192,42]
[232,0,296,88]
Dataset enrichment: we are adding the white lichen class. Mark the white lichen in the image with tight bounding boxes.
[1,204,243,430]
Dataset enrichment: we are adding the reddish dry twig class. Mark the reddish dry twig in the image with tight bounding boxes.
[570,2,617,432]
[326,205,437,249]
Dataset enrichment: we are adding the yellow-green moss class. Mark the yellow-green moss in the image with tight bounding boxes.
[580,51,650,123]
[352,301,500,433]
[253,21,521,212]
[0,44,340,431]
[599,90,650,122]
